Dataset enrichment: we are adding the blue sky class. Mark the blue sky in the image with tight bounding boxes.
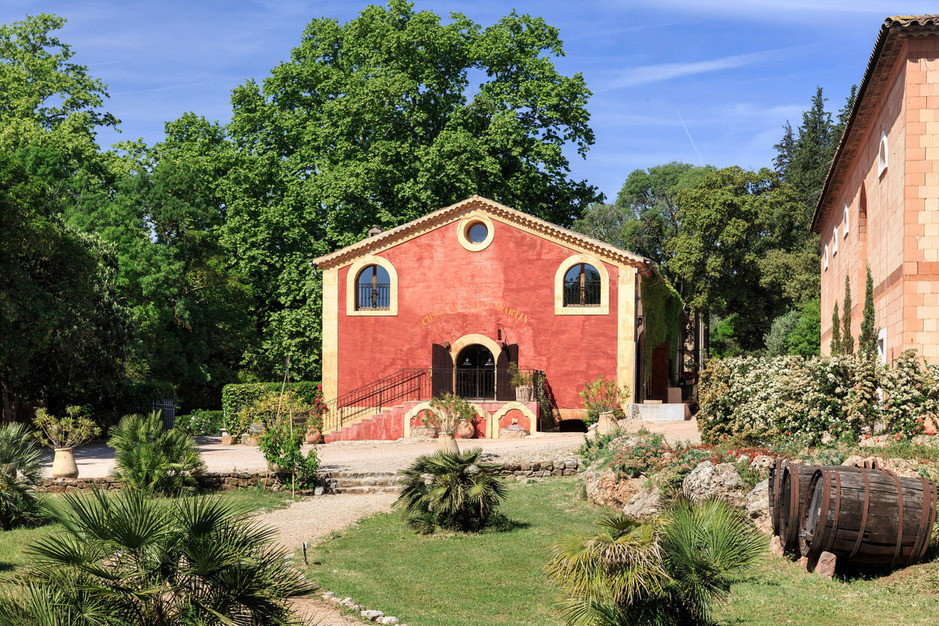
[3,1,937,202]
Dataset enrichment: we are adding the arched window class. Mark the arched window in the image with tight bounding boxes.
[355,265,390,310]
[563,263,602,306]
[878,131,888,176]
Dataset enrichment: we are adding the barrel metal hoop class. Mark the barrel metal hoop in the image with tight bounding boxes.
[908,476,931,566]
[849,468,871,559]
[824,468,842,554]
[810,469,832,559]
[786,465,801,545]
[889,472,905,570]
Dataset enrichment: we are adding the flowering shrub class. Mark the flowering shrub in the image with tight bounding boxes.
[578,376,629,426]
[699,351,939,444]
[610,434,671,479]
[175,409,225,436]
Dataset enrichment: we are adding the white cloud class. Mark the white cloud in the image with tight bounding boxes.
[600,50,782,90]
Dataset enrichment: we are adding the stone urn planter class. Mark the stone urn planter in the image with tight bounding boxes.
[436,433,460,454]
[456,420,475,439]
[52,447,79,479]
[515,385,533,402]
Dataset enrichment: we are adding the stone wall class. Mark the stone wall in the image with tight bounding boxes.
[37,457,581,494]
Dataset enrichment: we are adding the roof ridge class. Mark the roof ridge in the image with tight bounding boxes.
[311,196,653,270]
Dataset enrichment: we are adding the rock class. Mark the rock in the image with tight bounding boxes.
[751,455,774,469]
[798,556,810,571]
[378,617,400,625]
[622,483,661,519]
[314,486,325,496]
[582,467,643,507]
[815,551,837,578]
[737,454,750,465]
[746,479,772,534]
[843,455,922,479]
[682,461,746,508]
[769,535,784,558]
[362,609,384,621]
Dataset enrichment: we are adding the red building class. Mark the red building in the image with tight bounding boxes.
[312,196,668,440]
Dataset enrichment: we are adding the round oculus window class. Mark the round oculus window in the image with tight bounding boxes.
[467,222,488,244]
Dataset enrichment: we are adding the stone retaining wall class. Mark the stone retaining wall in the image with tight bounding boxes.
[38,457,581,494]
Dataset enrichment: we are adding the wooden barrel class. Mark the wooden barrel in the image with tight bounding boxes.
[800,466,937,569]
[778,462,819,553]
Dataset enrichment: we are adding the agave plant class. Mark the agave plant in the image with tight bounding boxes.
[0,489,311,625]
[546,499,764,625]
[396,447,507,533]
[0,422,43,530]
[108,411,206,495]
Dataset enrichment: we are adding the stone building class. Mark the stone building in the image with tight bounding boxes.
[813,15,939,361]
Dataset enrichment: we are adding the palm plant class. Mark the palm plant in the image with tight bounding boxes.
[546,500,764,625]
[0,489,311,625]
[396,447,507,533]
[657,498,764,624]
[0,422,42,530]
[108,411,206,495]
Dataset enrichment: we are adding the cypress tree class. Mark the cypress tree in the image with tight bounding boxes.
[842,275,854,355]
[831,301,842,356]
[859,264,876,358]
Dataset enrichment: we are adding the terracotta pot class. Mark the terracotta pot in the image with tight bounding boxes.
[456,420,475,439]
[436,433,460,454]
[52,447,79,479]
[305,429,323,445]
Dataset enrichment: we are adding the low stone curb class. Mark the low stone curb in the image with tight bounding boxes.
[37,457,582,494]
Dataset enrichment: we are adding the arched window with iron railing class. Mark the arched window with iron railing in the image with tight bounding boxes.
[563,263,601,307]
[355,264,390,310]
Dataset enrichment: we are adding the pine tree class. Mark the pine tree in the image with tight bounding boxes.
[773,121,796,179]
[842,275,854,355]
[859,264,877,358]
[831,301,842,356]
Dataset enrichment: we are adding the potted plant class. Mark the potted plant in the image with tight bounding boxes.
[428,393,477,453]
[304,411,323,444]
[33,406,100,479]
[578,376,631,429]
[509,363,534,402]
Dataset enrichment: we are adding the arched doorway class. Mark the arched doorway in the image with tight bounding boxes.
[455,345,496,399]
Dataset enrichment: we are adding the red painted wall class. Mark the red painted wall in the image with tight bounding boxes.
[335,218,621,410]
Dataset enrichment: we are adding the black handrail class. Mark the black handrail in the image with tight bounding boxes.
[321,368,543,433]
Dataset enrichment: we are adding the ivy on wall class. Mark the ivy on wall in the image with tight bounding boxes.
[640,274,684,382]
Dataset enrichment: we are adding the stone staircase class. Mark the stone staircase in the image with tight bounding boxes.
[324,403,410,443]
[319,470,403,495]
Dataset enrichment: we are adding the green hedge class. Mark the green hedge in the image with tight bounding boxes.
[698,351,939,446]
[221,382,322,420]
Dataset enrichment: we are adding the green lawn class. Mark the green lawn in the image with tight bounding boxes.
[306,478,939,626]
[716,547,939,625]
[305,478,618,626]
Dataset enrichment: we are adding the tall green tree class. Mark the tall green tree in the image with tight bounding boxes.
[0,151,128,420]
[667,166,780,351]
[842,274,854,355]
[859,264,877,359]
[573,162,712,299]
[831,301,842,356]
[225,1,601,381]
